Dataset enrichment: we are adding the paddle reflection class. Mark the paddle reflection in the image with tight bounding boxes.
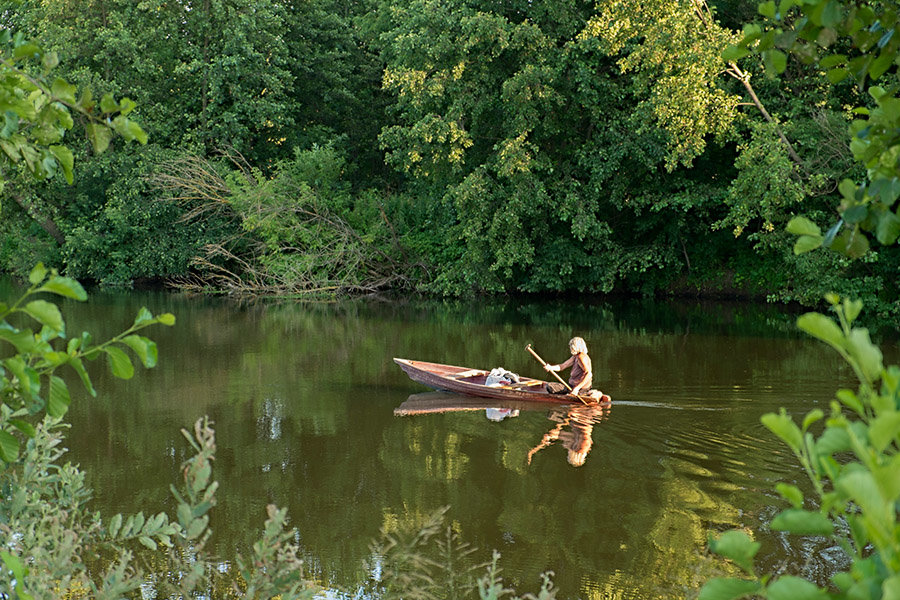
[394,392,610,467]
[527,403,610,467]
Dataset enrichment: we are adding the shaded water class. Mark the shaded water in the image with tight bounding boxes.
[43,290,896,598]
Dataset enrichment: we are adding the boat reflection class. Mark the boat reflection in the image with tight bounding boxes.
[394,392,611,467]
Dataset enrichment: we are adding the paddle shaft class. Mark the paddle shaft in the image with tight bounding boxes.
[525,344,589,404]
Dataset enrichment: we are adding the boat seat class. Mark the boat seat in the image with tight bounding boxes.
[511,380,544,388]
[450,369,486,379]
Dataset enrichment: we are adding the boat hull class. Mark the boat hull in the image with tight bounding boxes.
[393,358,610,404]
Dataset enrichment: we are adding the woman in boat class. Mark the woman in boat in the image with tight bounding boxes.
[543,336,592,396]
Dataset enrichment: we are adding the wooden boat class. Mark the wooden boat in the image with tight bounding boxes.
[393,358,611,404]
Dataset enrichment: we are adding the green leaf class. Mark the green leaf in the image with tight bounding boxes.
[85,122,112,154]
[869,412,900,452]
[869,50,894,81]
[36,275,87,301]
[797,313,844,350]
[758,1,776,18]
[819,54,846,68]
[104,346,134,379]
[0,325,37,353]
[842,204,868,225]
[722,45,750,61]
[776,483,804,509]
[826,67,849,83]
[802,409,823,431]
[816,423,853,454]
[762,410,803,451]
[709,530,760,574]
[846,327,883,383]
[109,513,123,538]
[786,216,822,236]
[876,210,900,245]
[48,146,74,184]
[47,375,71,418]
[843,298,863,323]
[68,357,96,397]
[836,471,887,519]
[793,235,823,254]
[766,575,828,600]
[4,356,40,398]
[8,419,36,438]
[133,307,154,326]
[23,300,64,335]
[186,516,209,540]
[764,49,788,73]
[13,43,41,59]
[121,335,157,368]
[0,430,20,463]
[28,263,48,285]
[770,509,834,535]
[698,577,760,600]
[138,536,157,550]
[99,93,119,113]
[50,78,77,104]
[883,574,900,600]
[157,313,176,326]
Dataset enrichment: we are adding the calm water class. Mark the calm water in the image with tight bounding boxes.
[38,289,896,598]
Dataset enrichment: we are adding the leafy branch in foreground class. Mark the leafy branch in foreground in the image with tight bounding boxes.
[732,0,900,259]
[0,262,174,463]
[0,28,147,192]
[701,294,900,600]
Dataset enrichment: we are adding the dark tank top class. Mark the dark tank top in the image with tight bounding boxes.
[569,353,592,390]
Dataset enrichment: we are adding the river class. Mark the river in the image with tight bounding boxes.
[43,288,895,599]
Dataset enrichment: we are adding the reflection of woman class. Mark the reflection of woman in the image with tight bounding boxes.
[527,403,609,467]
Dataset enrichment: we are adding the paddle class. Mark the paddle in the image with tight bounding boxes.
[525,344,589,405]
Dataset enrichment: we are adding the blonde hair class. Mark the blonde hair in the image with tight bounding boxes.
[568,337,588,355]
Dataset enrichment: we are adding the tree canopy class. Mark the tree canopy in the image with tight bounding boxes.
[1,0,899,323]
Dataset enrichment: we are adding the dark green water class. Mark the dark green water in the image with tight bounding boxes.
[42,289,895,599]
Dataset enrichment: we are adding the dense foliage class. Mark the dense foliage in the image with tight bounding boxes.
[1,0,897,320]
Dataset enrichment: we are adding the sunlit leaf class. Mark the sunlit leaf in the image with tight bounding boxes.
[8,419,35,438]
[797,313,844,351]
[762,410,803,451]
[0,325,37,354]
[157,313,176,326]
[37,275,86,301]
[802,409,823,431]
[47,375,71,418]
[0,430,19,463]
[121,335,157,368]
[876,210,900,245]
[28,263,47,285]
[709,530,760,574]
[771,509,833,535]
[109,513,122,538]
[23,300,64,335]
[48,145,74,184]
[786,216,822,236]
[104,346,134,379]
[846,328,883,383]
[794,235,822,254]
[776,483,804,509]
[68,357,96,396]
[133,307,153,327]
[698,577,760,600]
[766,575,828,600]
